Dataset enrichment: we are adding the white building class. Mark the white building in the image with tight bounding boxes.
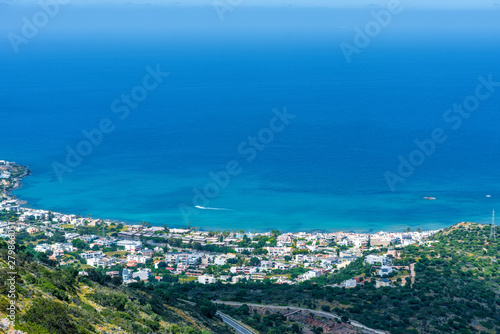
[133,269,152,281]
[34,244,51,253]
[93,238,116,247]
[321,258,339,269]
[127,254,147,264]
[198,275,216,284]
[344,279,357,288]
[295,254,314,263]
[52,243,75,252]
[64,232,80,241]
[169,228,190,234]
[213,255,228,266]
[378,265,394,276]
[117,240,142,252]
[165,253,202,266]
[234,247,254,253]
[304,270,323,280]
[87,257,116,268]
[87,258,103,267]
[265,247,293,257]
[80,251,104,260]
[277,234,292,246]
[365,254,387,265]
[230,266,257,274]
[122,269,133,281]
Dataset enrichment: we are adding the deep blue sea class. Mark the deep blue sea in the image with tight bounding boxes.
[1,4,500,232]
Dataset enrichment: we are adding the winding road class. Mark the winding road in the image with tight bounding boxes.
[215,301,388,334]
[216,311,258,334]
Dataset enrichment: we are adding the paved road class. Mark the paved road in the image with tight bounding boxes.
[217,311,257,334]
[215,301,388,334]
[410,263,416,288]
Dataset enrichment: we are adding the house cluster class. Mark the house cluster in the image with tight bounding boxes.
[34,242,76,258]
[120,268,153,283]
[4,205,436,285]
[0,200,20,212]
[298,269,325,282]
[0,221,13,238]
[337,248,413,289]
[1,163,438,287]
[0,171,11,179]
[0,161,13,180]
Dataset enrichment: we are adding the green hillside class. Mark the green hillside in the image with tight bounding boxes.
[0,241,232,334]
[2,222,500,334]
[178,223,500,334]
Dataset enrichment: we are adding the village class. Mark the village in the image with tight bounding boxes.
[1,160,437,289]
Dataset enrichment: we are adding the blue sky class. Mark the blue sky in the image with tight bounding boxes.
[1,0,499,7]
[1,0,499,53]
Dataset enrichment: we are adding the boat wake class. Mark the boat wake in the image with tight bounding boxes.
[195,206,232,211]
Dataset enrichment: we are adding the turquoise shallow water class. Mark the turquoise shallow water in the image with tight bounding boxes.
[2,5,500,232]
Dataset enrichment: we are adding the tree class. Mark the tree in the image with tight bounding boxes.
[51,232,66,243]
[253,248,268,255]
[311,326,324,334]
[249,257,260,266]
[271,229,281,238]
[139,221,151,228]
[168,238,182,248]
[111,276,123,286]
[34,252,57,267]
[71,238,87,250]
[196,299,217,318]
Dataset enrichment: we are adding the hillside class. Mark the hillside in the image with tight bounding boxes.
[0,241,233,334]
[2,222,500,333]
[176,223,500,333]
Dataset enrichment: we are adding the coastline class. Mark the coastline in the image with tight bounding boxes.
[0,161,30,197]
[1,159,443,235]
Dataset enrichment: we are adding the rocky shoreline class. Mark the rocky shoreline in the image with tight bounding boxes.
[0,161,31,198]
